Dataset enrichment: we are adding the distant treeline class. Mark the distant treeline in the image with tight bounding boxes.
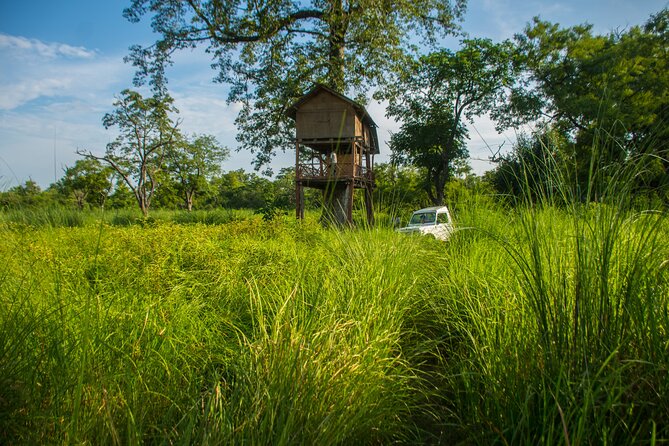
[0,162,489,214]
[2,154,666,217]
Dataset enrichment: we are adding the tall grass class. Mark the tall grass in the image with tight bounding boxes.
[0,206,88,227]
[0,216,446,444]
[427,139,669,443]
[0,207,256,228]
[1,140,667,444]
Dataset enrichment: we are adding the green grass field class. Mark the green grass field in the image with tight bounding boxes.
[1,197,667,444]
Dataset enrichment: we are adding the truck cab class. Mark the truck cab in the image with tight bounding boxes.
[397,206,454,241]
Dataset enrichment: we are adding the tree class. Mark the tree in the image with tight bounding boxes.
[107,181,137,209]
[209,169,273,209]
[511,9,669,195]
[373,163,429,212]
[487,125,573,203]
[271,167,297,209]
[384,38,518,205]
[0,179,46,208]
[166,134,229,211]
[55,159,114,210]
[78,89,180,217]
[123,0,466,170]
[389,109,468,205]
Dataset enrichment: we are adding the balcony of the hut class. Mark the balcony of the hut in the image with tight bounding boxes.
[296,141,375,189]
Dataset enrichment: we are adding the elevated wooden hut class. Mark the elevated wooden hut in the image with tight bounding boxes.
[286,84,378,225]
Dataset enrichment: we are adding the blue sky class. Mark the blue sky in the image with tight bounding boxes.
[1,0,667,189]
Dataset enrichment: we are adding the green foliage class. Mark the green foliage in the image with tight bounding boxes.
[123,0,466,169]
[489,122,669,206]
[270,167,298,209]
[508,8,669,196]
[54,159,114,209]
[372,162,493,227]
[389,107,468,205]
[383,38,519,205]
[150,176,181,209]
[78,89,181,217]
[432,166,669,443]
[208,169,274,209]
[1,166,318,216]
[0,180,54,208]
[0,218,434,443]
[106,182,137,209]
[1,166,668,443]
[0,207,87,228]
[166,133,229,211]
[488,125,573,203]
[373,163,428,215]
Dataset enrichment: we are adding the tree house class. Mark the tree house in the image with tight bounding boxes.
[286,84,378,225]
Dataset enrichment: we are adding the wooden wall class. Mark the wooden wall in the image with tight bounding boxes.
[295,90,358,141]
[336,151,362,177]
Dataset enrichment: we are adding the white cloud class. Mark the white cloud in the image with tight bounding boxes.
[0,33,97,59]
[0,33,136,187]
[173,95,238,135]
[0,33,131,111]
[0,108,112,188]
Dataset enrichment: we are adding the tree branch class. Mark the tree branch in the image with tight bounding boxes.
[185,0,324,44]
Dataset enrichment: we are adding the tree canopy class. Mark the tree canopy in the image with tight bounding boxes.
[493,8,669,201]
[166,134,229,211]
[78,89,181,216]
[123,0,467,170]
[515,9,669,152]
[55,159,114,210]
[384,38,518,205]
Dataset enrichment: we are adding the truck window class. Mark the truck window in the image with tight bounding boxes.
[437,213,450,224]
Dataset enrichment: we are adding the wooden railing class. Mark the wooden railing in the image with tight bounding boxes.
[297,162,373,182]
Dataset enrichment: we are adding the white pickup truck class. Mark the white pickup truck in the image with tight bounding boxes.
[396,206,454,241]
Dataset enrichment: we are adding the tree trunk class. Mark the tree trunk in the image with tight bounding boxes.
[139,200,149,218]
[320,1,353,226]
[434,168,448,206]
[321,183,353,227]
[135,188,149,217]
[327,0,347,92]
[73,190,86,211]
[434,185,445,206]
[138,165,149,217]
[185,191,194,212]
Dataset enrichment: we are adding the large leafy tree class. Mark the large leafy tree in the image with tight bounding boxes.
[123,0,466,170]
[166,133,229,211]
[78,89,181,216]
[511,9,669,194]
[389,108,468,205]
[384,38,518,205]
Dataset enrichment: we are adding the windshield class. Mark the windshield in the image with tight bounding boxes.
[409,211,436,225]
